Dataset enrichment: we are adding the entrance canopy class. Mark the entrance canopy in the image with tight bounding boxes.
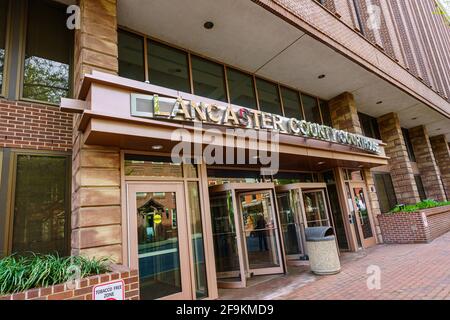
[62,71,388,171]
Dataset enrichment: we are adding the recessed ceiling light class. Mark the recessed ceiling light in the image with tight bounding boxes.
[151,145,163,150]
[376,101,383,105]
[437,128,441,131]
[203,21,214,29]
[411,117,418,120]
[318,74,326,79]
[318,161,325,165]
[252,155,259,159]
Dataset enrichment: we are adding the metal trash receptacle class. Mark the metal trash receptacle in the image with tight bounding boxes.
[305,226,341,275]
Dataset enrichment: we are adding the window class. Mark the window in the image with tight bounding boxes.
[11,153,70,255]
[226,68,257,109]
[191,55,227,102]
[0,0,8,94]
[280,86,302,119]
[256,78,282,115]
[147,40,190,93]
[352,0,365,34]
[402,128,416,162]
[320,100,332,127]
[22,1,72,104]
[358,112,381,139]
[301,94,322,123]
[118,30,145,82]
[415,175,427,201]
[374,173,397,213]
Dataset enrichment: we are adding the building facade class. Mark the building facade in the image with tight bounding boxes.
[0,0,449,300]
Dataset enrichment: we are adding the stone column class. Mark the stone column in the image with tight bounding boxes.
[377,113,420,205]
[71,0,122,263]
[328,92,362,134]
[430,135,450,200]
[409,126,446,201]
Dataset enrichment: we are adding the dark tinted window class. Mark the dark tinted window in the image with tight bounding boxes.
[402,128,416,162]
[320,100,332,127]
[12,154,69,255]
[374,173,397,213]
[359,112,381,139]
[301,94,321,123]
[148,40,190,93]
[256,78,282,115]
[191,55,227,102]
[0,0,8,92]
[415,175,427,201]
[226,68,257,109]
[23,1,72,103]
[118,30,145,82]
[280,86,302,119]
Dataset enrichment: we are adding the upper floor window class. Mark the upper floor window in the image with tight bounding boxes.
[22,0,72,104]
[414,175,427,201]
[320,100,332,127]
[301,94,322,123]
[118,30,145,82]
[147,40,190,93]
[280,86,303,119]
[373,173,397,213]
[0,0,8,94]
[191,55,227,102]
[256,78,282,115]
[227,68,257,110]
[402,128,416,162]
[358,112,381,139]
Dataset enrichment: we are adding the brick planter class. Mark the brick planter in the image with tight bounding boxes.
[378,205,450,244]
[0,265,139,300]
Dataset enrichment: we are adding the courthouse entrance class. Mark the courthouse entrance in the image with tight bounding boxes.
[209,183,285,288]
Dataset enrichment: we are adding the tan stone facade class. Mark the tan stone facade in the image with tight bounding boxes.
[377,113,421,205]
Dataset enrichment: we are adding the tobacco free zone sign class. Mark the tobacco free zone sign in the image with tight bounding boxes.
[93,280,125,300]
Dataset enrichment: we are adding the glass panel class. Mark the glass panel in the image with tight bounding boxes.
[210,192,240,278]
[187,182,208,298]
[137,191,182,299]
[226,68,257,109]
[12,154,68,255]
[374,173,397,213]
[276,192,301,255]
[23,1,72,104]
[0,0,8,92]
[358,112,381,139]
[118,30,145,82]
[280,87,302,119]
[320,100,332,127]
[240,191,281,269]
[147,40,190,93]
[402,128,416,162]
[303,191,329,227]
[183,164,198,178]
[125,154,183,178]
[353,187,373,239]
[191,55,227,102]
[301,94,321,124]
[415,175,427,201]
[256,78,282,115]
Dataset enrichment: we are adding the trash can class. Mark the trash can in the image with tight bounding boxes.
[305,226,341,275]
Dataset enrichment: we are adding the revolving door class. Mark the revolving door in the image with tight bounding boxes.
[209,183,286,288]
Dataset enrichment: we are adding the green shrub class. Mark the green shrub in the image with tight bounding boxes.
[389,199,450,214]
[0,254,111,295]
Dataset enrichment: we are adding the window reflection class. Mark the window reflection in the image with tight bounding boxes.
[301,94,322,123]
[256,78,282,115]
[280,86,303,119]
[148,40,190,93]
[118,30,145,82]
[22,1,71,104]
[191,55,227,102]
[226,68,257,109]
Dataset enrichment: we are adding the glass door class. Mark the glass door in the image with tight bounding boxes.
[127,182,192,300]
[238,190,284,276]
[349,184,376,248]
[301,190,331,227]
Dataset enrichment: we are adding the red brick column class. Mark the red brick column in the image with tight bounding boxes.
[409,126,446,201]
[377,113,420,204]
[430,135,450,200]
[328,92,362,134]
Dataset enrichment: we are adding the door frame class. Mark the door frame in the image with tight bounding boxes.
[126,181,192,300]
[348,182,377,248]
[236,189,285,276]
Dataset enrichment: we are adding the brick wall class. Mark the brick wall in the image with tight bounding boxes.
[0,266,139,300]
[378,205,450,244]
[0,99,72,151]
